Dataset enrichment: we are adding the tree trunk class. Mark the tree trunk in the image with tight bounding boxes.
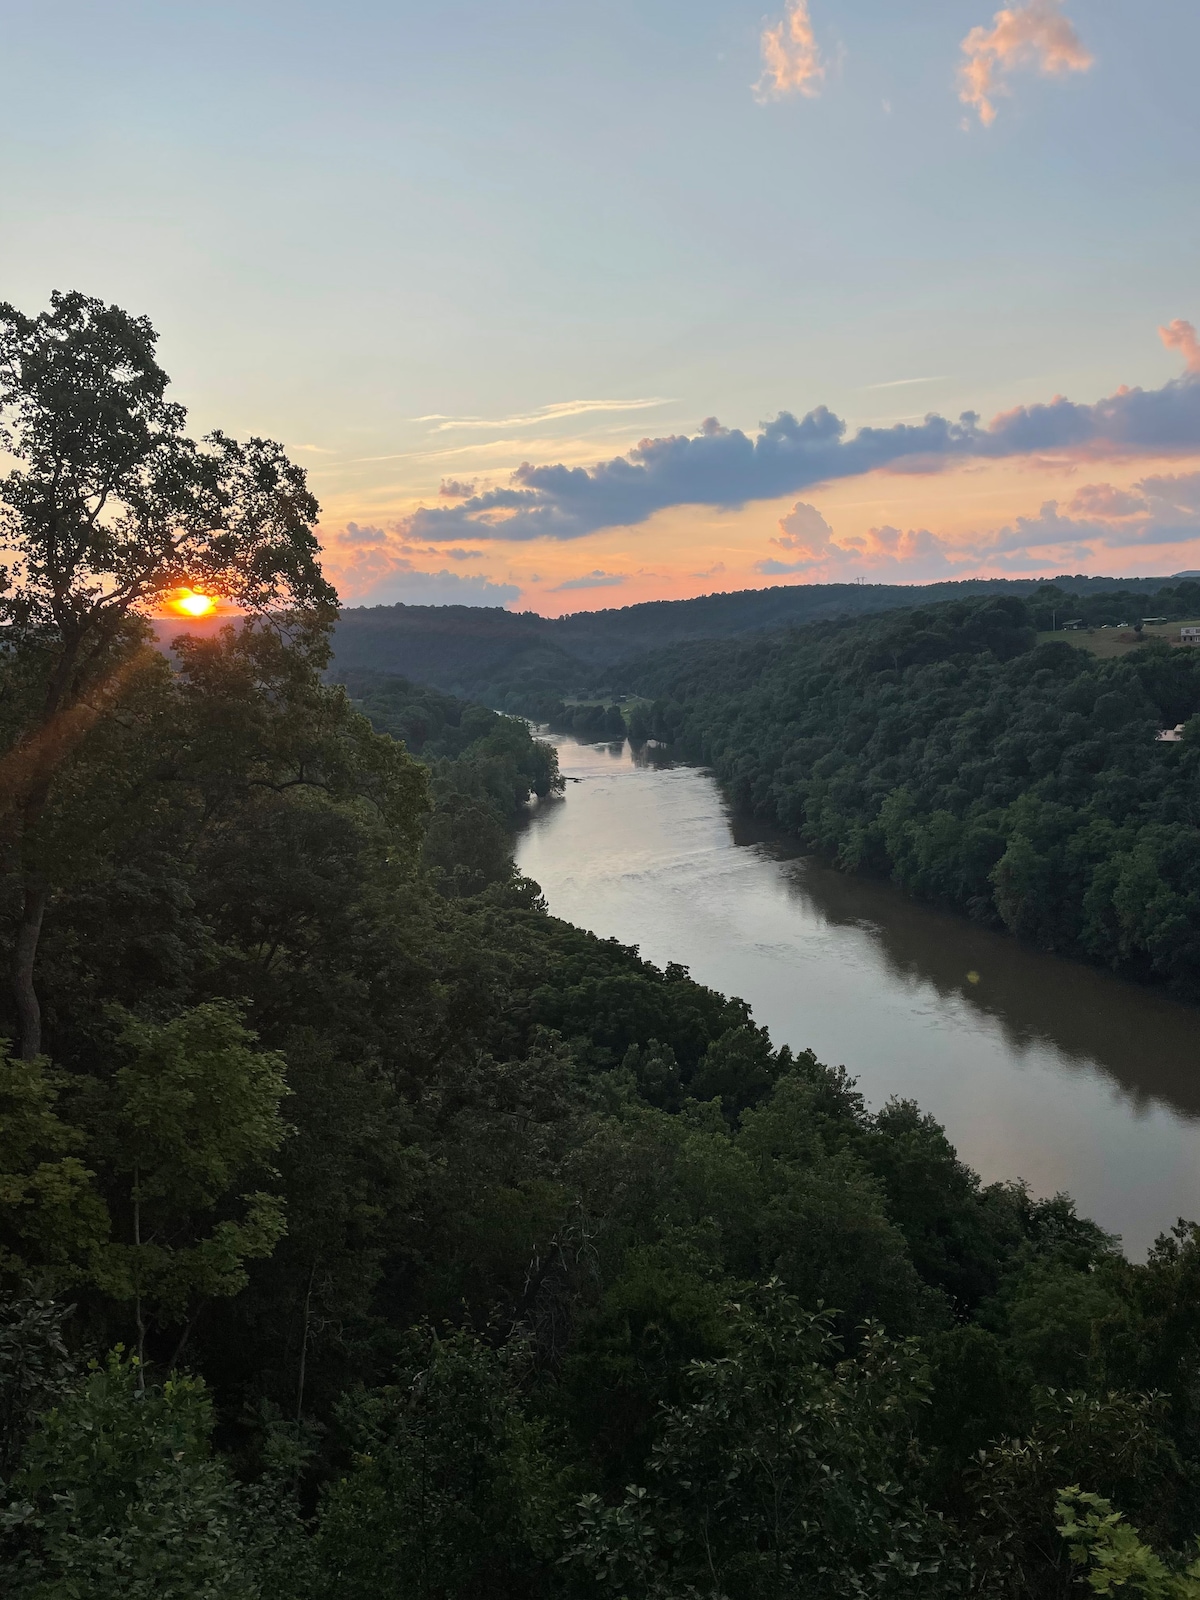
[13,879,47,1060]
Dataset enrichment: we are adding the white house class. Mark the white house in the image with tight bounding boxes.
[1181,627,1200,643]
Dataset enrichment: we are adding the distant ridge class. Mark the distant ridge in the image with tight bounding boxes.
[328,574,1179,701]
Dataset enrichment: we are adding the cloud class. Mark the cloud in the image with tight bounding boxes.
[861,375,949,391]
[1067,482,1146,518]
[757,469,1200,584]
[755,0,824,101]
[395,331,1200,546]
[959,0,1092,126]
[551,569,629,592]
[321,522,521,608]
[1160,320,1200,376]
[353,568,521,607]
[439,478,477,498]
[773,500,836,555]
[758,517,961,579]
[415,398,673,433]
[341,521,390,545]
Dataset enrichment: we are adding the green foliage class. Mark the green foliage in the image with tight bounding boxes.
[339,668,561,896]
[0,1046,107,1283]
[313,1329,561,1599]
[0,1350,304,1599]
[1057,1487,1200,1597]
[621,596,1200,995]
[83,1004,289,1342]
[567,1281,968,1599]
[0,1297,75,1481]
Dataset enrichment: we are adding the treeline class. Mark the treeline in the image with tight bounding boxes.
[621,589,1200,996]
[6,293,1200,1597]
[1024,578,1200,631]
[326,575,1189,708]
[337,669,562,896]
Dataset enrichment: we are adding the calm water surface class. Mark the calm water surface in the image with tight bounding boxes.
[515,736,1200,1257]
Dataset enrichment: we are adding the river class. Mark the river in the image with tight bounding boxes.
[514,736,1200,1257]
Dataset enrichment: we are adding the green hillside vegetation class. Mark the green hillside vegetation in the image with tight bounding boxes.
[325,574,1193,709]
[5,293,1200,1597]
[617,586,1200,998]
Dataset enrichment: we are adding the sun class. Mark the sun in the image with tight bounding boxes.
[174,591,216,618]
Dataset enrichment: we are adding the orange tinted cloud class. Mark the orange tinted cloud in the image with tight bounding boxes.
[756,0,825,101]
[959,0,1092,127]
[1160,319,1200,376]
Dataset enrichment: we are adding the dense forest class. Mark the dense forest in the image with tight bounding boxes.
[324,573,1190,708]
[5,295,1200,1598]
[618,590,1200,1000]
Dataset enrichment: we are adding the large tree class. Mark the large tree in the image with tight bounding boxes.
[0,290,337,1057]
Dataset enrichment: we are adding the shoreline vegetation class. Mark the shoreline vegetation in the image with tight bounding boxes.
[3,295,1200,1595]
[522,586,1200,1006]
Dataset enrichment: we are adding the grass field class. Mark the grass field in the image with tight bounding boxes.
[1036,618,1200,660]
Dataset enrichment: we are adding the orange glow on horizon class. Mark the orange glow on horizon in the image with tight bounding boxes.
[173,591,216,618]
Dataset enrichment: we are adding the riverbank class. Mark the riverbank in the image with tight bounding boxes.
[517,735,1200,1255]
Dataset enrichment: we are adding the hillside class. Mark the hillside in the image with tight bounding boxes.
[614,585,1200,998]
[326,574,1185,705]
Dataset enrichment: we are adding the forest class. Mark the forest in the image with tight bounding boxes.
[619,591,1200,1000]
[4,295,1200,1598]
[326,573,1188,709]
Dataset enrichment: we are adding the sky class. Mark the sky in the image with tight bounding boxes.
[2,0,1198,615]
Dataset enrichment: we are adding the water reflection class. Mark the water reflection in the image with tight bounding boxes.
[516,736,1200,1254]
[777,855,1200,1120]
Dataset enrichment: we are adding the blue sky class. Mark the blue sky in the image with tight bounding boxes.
[3,1,1197,610]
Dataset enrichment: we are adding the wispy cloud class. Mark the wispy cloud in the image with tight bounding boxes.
[755,0,825,101]
[959,0,1093,127]
[1161,319,1200,376]
[861,376,949,391]
[394,325,1200,546]
[551,569,628,592]
[414,397,674,433]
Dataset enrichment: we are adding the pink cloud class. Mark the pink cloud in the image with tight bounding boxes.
[758,504,963,579]
[1068,483,1147,518]
[755,0,825,102]
[756,472,1200,584]
[773,499,835,555]
[959,0,1092,127]
[1160,320,1200,376]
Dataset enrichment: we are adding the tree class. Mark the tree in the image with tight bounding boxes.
[567,1281,967,1600]
[0,1041,108,1284]
[0,1349,308,1600]
[0,290,337,1058]
[312,1329,560,1600]
[1057,1487,1200,1598]
[84,1003,289,1377]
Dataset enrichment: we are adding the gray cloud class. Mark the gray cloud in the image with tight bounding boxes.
[551,569,628,592]
[354,567,520,607]
[397,365,1200,544]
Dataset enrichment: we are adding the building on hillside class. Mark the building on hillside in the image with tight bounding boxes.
[1157,724,1187,742]
[1181,626,1200,642]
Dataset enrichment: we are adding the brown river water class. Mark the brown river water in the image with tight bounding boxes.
[515,736,1200,1257]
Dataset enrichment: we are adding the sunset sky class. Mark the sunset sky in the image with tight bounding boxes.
[4,0,1198,614]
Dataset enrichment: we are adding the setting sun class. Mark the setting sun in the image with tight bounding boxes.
[174,591,216,618]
